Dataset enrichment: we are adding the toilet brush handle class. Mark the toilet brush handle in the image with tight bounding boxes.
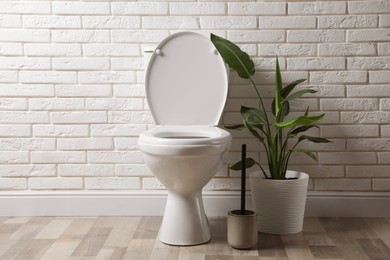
[241,144,246,213]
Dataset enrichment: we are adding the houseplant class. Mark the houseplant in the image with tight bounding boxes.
[210,34,331,234]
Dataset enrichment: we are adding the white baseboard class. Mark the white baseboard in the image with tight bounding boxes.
[305,191,390,218]
[0,191,390,218]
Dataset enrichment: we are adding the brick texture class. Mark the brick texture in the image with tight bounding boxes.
[0,0,388,192]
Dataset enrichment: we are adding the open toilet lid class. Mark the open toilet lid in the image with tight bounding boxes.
[145,32,229,126]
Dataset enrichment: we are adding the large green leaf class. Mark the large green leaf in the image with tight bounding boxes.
[240,106,267,126]
[289,125,318,137]
[274,114,325,129]
[298,135,332,143]
[274,58,283,119]
[291,148,317,161]
[210,34,255,79]
[271,78,307,117]
[284,89,318,102]
[271,99,290,117]
[229,157,257,171]
[240,106,265,142]
[243,116,264,142]
[281,78,307,97]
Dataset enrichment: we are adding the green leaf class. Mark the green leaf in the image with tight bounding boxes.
[289,125,318,137]
[225,124,246,131]
[274,114,325,129]
[271,99,290,117]
[298,135,332,143]
[241,106,265,142]
[243,116,264,142]
[210,34,255,79]
[229,158,257,171]
[240,106,267,126]
[271,78,307,118]
[281,78,307,98]
[274,58,283,119]
[284,89,318,102]
[291,148,317,161]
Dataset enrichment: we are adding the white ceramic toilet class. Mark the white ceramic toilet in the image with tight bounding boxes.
[138,32,232,246]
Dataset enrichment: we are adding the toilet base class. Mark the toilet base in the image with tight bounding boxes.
[159,191,211,246]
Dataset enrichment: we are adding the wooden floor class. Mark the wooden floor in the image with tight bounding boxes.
[0,217,390,260]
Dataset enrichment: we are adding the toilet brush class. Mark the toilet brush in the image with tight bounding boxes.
[227,144,258,249]
[241,144,247,214]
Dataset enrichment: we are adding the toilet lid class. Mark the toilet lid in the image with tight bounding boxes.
[145,32,229,125]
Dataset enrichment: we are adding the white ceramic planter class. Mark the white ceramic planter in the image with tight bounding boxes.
[250,170,309,235]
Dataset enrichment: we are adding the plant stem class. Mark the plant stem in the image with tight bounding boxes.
[279,129,292,178]
[255,161,269,179]
[250,78,270,128]
[283,142,300,175]
[249,78,275,177]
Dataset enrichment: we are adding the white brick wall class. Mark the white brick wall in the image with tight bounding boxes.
[0,0,389,193]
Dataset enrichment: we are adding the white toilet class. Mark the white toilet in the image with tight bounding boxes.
[138,32,232,246]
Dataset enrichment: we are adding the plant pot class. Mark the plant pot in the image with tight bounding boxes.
[227,210,258,249]
[250,170,309,235]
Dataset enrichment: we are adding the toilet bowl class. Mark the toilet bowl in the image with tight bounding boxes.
[138,32,231,246]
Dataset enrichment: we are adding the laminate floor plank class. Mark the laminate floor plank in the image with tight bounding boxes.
[154,238,182,257]
[122,239,155,259]
[3,217,31,224]
[320,218,371,260]
[331,236,370,260]
[303,217,327,233]
[365,218,390,248]
[0,217,9,224]
[258,233,289,259]
[205,256,233,260]
[0,217,389,259]
[101,217,141,248]
[150,240,180,260]
[303,232,335,246]
[107,247,127,260]
[0,237,22,260]
[357,238,390,260]
[308,245,343,259]
[94,247,127,260]
[340,218,378,239]
[206,217,233,256]
[12,238,53,260]
[232,257,262,260]
[178,244,206,260]
[2,218,50,260]
[8,221,42,241]
[0,223,22,235]
[281,233,315,260]
[35,219,73,239]
[39,239,81,260]
[132,216,161,239]
[231,247,258,256]
[60,217,97,239]
[71,227,112,257]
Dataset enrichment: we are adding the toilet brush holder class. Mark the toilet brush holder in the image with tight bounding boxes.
[227,210,258,249]
[227,144,258,249]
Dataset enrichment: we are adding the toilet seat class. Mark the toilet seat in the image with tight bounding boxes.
[139,126,231,146]
[145,31,228,126]
[138,126,231,156]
